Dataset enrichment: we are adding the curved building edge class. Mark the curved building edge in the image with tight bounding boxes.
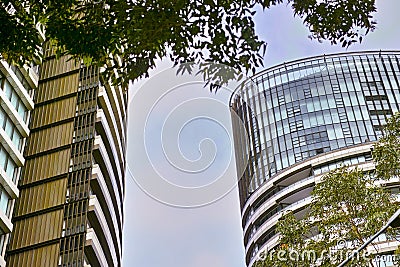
[230,50,400,266]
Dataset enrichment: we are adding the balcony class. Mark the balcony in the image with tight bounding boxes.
[85,228,108,267]
[245,197,312,256]
[88,196,119,267]
[93,136,123,205]
[101,82,125,143]
[95,110,124,185]
[242,143,373,224]
[91,165,122,249]
[244,175,315,238]
[97,86,124,166]
[248,234,279,267]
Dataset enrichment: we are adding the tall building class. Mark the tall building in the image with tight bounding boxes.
[230,51,400,266]
[5,43,127,266]
[0,60,37,266]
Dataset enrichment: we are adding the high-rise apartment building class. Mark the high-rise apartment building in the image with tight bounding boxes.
[5,43,127,267]
[0,60,37,265]
[230,51,400,266]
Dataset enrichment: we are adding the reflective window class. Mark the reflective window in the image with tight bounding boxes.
[0,188,9,216]
[1,79,29,122]
[0,107,22,151]
[0,145,17,182]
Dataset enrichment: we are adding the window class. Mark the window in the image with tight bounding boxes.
[5,120,12,137]
[3,80,12,98]
[5,159,15,181]
[0,110,4,129]
[0,80,29,123]
[0,146,17,181]
[0,149,6,170]
[0,190,9,216]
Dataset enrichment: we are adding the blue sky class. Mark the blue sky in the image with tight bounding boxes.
[123,1,400,267]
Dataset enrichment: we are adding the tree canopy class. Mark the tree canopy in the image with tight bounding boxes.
[1,0,378,86]
[255,113,400,267]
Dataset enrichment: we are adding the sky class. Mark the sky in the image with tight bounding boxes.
[122,1,400,267]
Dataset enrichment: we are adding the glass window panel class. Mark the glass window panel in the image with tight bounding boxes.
[334,126,344,138]
[331,111,340,123]
[316,112,324,124]
[6,159,15,180]
[3,80,12,98]
[288,152,295,165]
[284,92,291,102]
[347,108,355,121]
[274,108,281,121]
[10,92,18,108]
[343,93,351,106]
[4,120,12,138]
[383,78,391,89]
[349,92,359,106]
[361,106,370,120]
[303,117,310,129]
[18,104,27,120]
[328,97,336,108]
[281,154,289,169]
[353,106,362,120]
[0,149,6,171]
[354,81,361,91]
[0,109,5,129]
[327,126,336,140]
[0,190,8,215]
[281,109,287,120]
[272,94,278,107]
[339,82,348,92]
[383,102,390,110]
[314,99,322,110]
[310,115,318,127]
[275,156,282,171]
[320,97,329,110]
[324,113,333,124]
[388,93,397,104]
[277,123,283,136]
[12,131,21,150]
[306,100,314,112]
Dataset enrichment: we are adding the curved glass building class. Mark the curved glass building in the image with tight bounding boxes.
[230,51,400,266]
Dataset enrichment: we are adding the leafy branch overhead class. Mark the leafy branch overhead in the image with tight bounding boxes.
[0,0,377,86]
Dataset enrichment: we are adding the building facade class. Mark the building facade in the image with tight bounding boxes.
[0,60,37,266]
[230,51,400,266]
[5,43,127,266]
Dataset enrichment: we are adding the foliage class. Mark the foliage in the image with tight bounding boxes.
[373,113,400,180]
[0,0,378,87]
[291,0,377,47]
[0,1,42,64]
[255,113,400,266]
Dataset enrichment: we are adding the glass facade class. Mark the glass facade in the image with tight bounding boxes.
[230,51,400,266]
[232,51,400,204]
